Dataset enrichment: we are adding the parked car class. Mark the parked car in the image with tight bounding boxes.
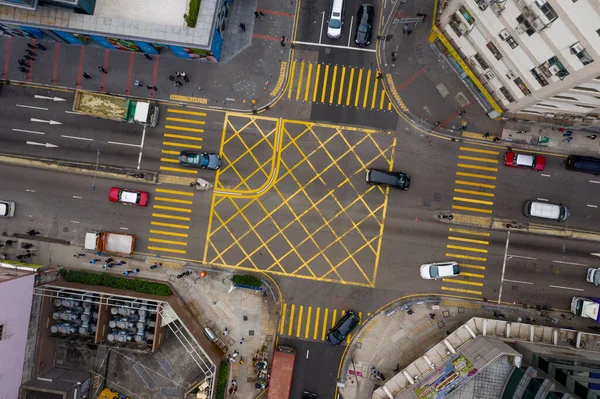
[366,168,410,190]
[355,4,374,46]
[504,151,545,171]
[109,188,149,207]
[420,261,460,279]
[0,200,15,217]
[326,310,360,346]
[178,151,221,170]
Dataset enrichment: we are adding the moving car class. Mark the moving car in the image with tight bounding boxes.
[504,151,545,171]
[178,151,221,170]
[326,310,360,346]
[366,168,410,190]
[523,200,569,221]
[109,188,149,207]
[420,261,460,279]
[0,200,15,217]
[355,4,374,46]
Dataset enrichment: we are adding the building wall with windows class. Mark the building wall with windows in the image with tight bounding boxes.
[0,268,35,399]
[438,0,600,121]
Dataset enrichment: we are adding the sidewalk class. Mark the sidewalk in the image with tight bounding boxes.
[2,233,279,399]
[0,0,296,112]
[338,295,596,399]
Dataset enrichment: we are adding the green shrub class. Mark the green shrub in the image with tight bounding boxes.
[184,0,201,27]
[59,270,171,296]
[231,274,262,288]
[215,361,229,399]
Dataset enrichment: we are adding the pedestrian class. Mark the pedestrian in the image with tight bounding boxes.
[19,66,29,73]
[90,259,99,264]
[5,240,14,246]
[588,135,597,140]
[255,11,260,18]
[239,23,246,32]
[493,137,501,142]
[239,357,244,365]
[27,229,40,236]
[118,260,126,266]
[231,380,237,386]
[228,356,234,363]
[169,75,175,81]
[123,270,131,276]
[416,13,427,21]
[232,351,239,358]
[429,313,436,319]
[240,338,244,344]
[26,49,36,56]
[175,71,181,77]
[180,72,186,78]
[281,35,286,46]
[36,43,47,51]
[98,66,107,73]
[144,53,152,60]
[106,258,114,263]
[183,75,190,83]
[259,11,264,17]
[224,328,228,335]
[458,110,466,117]
[103,263,108,269]
[176,81,183,87]
[83,72,92,79]
[24,55,35,61]
[406,29,413,36]
[403,24,409,34]
[18,59,28,66]
[27,43,36,49]
[16,255,25,260]
[483,132,491,138]
[134,79,142,86]
[376,71,383,79]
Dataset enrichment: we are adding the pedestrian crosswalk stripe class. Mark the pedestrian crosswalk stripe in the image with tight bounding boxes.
[296,305,304,337]
[443,278,483,287]
[313,64,321,103]
[459,263,486,270]
[165,126,204,134]
[305,63,313,102]
[447,244,488,253]
[455,180,496,189]
[330,65,338,104]
[355,69,363,107]
[448,236,489,245]
[305,306,312,339]
[154,197,194,205]
[279,303,287,335]
[452,205,493,214]
[313,307,321,340]
[147,246,186,254]
[151,221,190,229]
[363,69,371,108]
[288,60,296,99]
[453,196,494,205]
[456,172,497,180]
[159,165,197,174]
[288,304,295,336]
[166,117,206,125]
[446,253,487,262]
[346,67,355,106]
[459,146,499,155]
[149,229,189,238]
[162,141,202,149]
[441,286,482,295]
[461,272,485,279]
[160,158,179,164]
[458,155,498,163]
[167,109,207,117]
[296,61,305,101]
[152,213,191,221]
[448,228,490,237]
[454,188,494,197]
[457,163,498,172]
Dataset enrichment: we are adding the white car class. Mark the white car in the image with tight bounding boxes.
[420,261,460,279]
[0,200,15,217]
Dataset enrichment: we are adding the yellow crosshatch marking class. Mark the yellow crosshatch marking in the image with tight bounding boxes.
[203,115,395,287]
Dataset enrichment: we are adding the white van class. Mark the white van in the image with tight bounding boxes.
[523,200,569,221]
[327,0,344,39]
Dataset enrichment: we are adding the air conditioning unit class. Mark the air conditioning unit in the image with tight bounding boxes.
[479,2,488,11]
[499,30,510,40]
[506,70,517,79]
[571,43,584,54]
[485,71,495,80]
[548,65,560,75]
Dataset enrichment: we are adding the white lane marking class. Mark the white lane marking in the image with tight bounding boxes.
[306,350,310,359]
[72,196,82,199]
[12,128,44,135]
[61,135,93,141]
[64,111,80,115]
[503,279,534,285]
[590,180,600,184]
[27,141,57,148]
[541,174,551,177]
[293,40,377,53]
[71,221,80,224]
[34,95,66,102]
[549,285,584,292]
[137,125,147,169]
[26,189,36,192]
[319,11,325,45]
[588,204,598,208]
[537,198,548,202]
[30,118,62,125]
[119,227,129,230]
[17,104,48,110]
[497,230,511,304]
[108,141,141,148]
[507,255,537,260]
[552,260,588,267]
[347,16,354,47]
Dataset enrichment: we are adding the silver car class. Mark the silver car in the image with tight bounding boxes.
[0,200,15,217]
[420,261,460,279]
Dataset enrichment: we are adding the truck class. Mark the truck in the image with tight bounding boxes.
[84,231,135,255]
[571,296,600,322]
[73,90,159,126]
[267,346,296,399]
[587,268,600,285]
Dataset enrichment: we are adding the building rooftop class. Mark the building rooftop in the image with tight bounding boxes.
[95,0,187,28]
[0,262,36,282]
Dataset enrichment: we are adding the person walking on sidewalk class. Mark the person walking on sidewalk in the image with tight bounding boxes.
[19,66,29,73]
[24,55,35,61]
[83,72,92,79]
[239,23,246,32]
[36,43,47,51]
[18,59,29,67]
[134,79,142,86]
[147,84,157,91]
[183,75,190,83]
[403,24,409,34]
[255,11,260,18]
[26,49,36,56]
[144,53,152,60]
[587,135,598,140]
[98,66,107,74]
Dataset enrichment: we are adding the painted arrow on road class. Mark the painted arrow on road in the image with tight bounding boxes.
[30,118,62,125]
[26,141,58,148]
[34,95,67,102]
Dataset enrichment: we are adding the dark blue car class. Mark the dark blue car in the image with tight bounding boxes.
[178,151,221,170]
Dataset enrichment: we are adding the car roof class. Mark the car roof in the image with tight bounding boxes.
[514,153,534,166]
[120,191,139,203]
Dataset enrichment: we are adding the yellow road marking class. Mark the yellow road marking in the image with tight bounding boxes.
[331,309,338,329]
[165,126,204,133]
[441,286,482,295]
[155,188,194,197]
[148,238,187,246]
[160,158,179,164]
[346,67,355,106]
[460,263,487,270]
[354,69,363,107]
[321,308,329,341]
[456,172,497,180]
[296,305,304,337]
[460,146,499,155]
[387,100,392,111]
[159,166,197,174]
[166,117,206,125]
[152,213,191,221]
[152,205,192,213]
[443,278,483,287]
[296,61,305,101]
[449,228,490,237]
[447,244,488,253]
[154,197,194,205]
[448,236,489,245]
[288,304,295,336]
[446,253,487,262]
[305,306,312,339]
[167,109,207,116]
[161,150,180,155]
[162,141,202,149]
[452,205,493,214]
[149,229,189,238]
[147,246,187,254]
[454,188,494,197]
[362,69,371,108]
[379,87,385,109]
[329,65,338,104]
[337,66,346,104]
[321,64,330,103]
[151,221,190,229]
[313,64,321,103]
[461,272,485,278]
[304,63,313,102]
[288,60,296,99]
[280,303,287,335]
[458,155,498,163]
[453,196,494,205]
[455,180,496,188]
[164,133,203,141]
[313,307,320,340]
[457,163,498,172]
[370,76,378,109]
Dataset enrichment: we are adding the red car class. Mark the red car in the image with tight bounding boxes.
[504,151,545,171]
[109,187,149,206]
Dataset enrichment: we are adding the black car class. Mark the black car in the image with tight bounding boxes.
[355,4,374,46]
[366,168,411,190]
[178,151,222,170]
[326,310,360,346]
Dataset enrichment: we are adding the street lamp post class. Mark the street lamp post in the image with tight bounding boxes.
[91,148,100,191]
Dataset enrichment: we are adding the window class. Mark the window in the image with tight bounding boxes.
[514,77,531,96]
[487,42,503,60]
[499,87,515,102]
[516,15,536,36]
[537,2,558,23]
[474,53,489,69]
[506,36,518,49]
[459,6,475,25]
[0,324,4,341]
[530,68,548,86]
[576,49,594,66]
